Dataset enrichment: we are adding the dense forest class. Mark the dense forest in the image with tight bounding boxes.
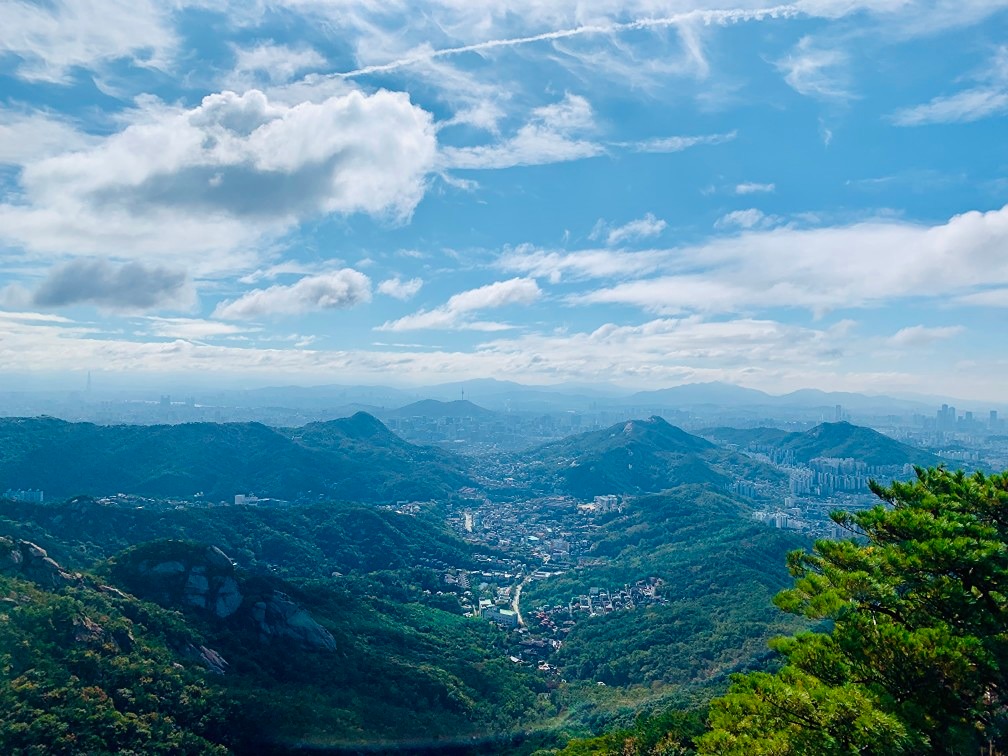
[1,411,997,755]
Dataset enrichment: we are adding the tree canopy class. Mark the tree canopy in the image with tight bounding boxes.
[699,466,1008,754]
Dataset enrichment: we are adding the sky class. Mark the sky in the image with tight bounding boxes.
[1,1,1007,400]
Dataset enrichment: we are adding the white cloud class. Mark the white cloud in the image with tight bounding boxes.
[735,182,776,194]
[892,46,1008,126]
[893,89,1008,126]
[378,277,424,300]
[440,93,602,169]
[954,288,1008,308]
[627,131,737,153]
[887,325,965,347]
[0,88,437,276]
[715,209,777,230]
[0,0,178,82]
[560,204,1008,315]
[213,270,372,320]
[597,214,668,246]
[499,245,665,283]
[0,110,97,165]
[378,277,541,331]
[330,5,802,80]
[231,42,327,85]
[775,36,851,99]
[143,317,256,340]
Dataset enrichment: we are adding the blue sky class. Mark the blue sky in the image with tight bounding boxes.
[1,1,1007,399]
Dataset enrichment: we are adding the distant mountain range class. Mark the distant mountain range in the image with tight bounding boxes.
[701,421,943,467]
[384,399,496,419]
[0,413,470,502]
[624,381,936,413]
[522,415,783,498]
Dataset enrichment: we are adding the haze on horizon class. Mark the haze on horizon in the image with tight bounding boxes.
[1,2,1006,402]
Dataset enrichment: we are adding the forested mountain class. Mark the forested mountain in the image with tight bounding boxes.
[701,421,942,467]
[0,527,552,753]
[0,497,477,580]
[523,416,782,497]
[0,413,470,501]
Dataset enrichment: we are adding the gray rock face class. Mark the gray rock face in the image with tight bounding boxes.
[150,560,186,575]
[0,538,77,589]
[119,542,336,654]
[214,577,242,618]
[250,592,338,652]
[131,545,246,617]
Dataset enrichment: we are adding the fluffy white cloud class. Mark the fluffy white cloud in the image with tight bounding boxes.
[213,270,372,319]
[379,277,540,331]
[0,110,97,165]
[378,277,424,300]
[0,88,437,276]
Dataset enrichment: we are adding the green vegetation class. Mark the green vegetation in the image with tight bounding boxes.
[0,533,555,753]
[522,486,806,737]
[523,417,782,498]
[0,497,477,581]
[697,466,1008,753]
[701,421,941,467]
[0,570,230,754]
[0,413,470,501]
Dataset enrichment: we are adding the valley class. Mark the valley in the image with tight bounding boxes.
[0,406,960,753]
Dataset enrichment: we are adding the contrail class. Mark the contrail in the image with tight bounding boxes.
[335,4,801,79]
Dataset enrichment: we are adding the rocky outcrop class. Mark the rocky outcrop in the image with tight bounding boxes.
[113,541,337,653]
[251,592,338,651]
[180,643,229,675]
[0,537,78,589]
[123,543,243,619]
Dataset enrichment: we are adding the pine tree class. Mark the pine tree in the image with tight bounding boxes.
[700,467,1008,755]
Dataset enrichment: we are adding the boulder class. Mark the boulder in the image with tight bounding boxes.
[251,592,337,652]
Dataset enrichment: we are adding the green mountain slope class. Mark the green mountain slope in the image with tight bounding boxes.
[523,416,783,498]
[701,421,941,467]
[523,486,807,690]
[0,497,478,581]
[0,537,232,754]
[0,530,555,753]
[0,413,470,502]
[778,421,941,466]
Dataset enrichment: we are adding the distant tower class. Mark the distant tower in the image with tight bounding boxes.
[86,371,92,393]
[461,387,465,402]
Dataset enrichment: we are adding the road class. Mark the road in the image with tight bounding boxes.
[511,574,531,627]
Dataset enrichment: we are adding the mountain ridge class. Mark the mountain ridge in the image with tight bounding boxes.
[0,413,470,502]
